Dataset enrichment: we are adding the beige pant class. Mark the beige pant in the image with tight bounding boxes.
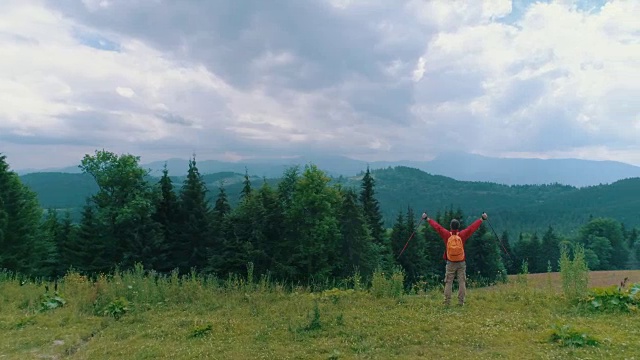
[444,260,466,305]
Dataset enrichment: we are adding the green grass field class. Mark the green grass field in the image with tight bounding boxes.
[1,269,639,360]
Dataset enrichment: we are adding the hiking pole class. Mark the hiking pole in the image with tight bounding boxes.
[397,216,425,259]
[484,216,512,259]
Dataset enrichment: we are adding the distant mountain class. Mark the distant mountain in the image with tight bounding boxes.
[15,152,640,187]
[140,155,369,179]
[15,165,82,175]
[413,152,640,187]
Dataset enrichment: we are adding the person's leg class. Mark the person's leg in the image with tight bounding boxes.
[443,261,455,305]
[457,261,467,305]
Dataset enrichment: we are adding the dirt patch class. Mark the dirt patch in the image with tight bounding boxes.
[508,270,640,291]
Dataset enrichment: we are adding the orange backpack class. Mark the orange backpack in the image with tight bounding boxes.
[446,232,465,261]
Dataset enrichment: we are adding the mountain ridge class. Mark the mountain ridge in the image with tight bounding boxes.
[13,152,640,187]
[18,165,640,236]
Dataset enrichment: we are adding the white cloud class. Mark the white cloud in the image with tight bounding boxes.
[1,0,639,170]
[251,51,297,71]
[407,0,511,29]
[116,87,135,98]
[482,0,512,19]
[412,56,426,82]
[0,1,253,158]
[81,0,111,11]
[411,0,640,155]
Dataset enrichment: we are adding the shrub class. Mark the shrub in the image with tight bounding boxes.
[582,283,639,313]
[370,267,404,299]
[548,324,599,347]
[102,297,130,320]
[559,243,589,301]
[516,260,529,286]
[319,288,355,304]
[39,292,66,312]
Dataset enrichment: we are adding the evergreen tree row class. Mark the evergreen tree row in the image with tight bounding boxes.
[1,151,639,287]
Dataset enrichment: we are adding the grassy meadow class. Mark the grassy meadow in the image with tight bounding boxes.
[1,268,639,360]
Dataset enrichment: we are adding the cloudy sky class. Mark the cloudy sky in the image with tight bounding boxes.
[1,0,639,170]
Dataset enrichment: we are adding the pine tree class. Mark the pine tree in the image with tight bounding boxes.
[277,165,300,210]
[57,211,75,275]
[240,168,252,200]
[628,228,638,249]
[337,188,376,279]
[541,226,561,272]
[499,230,516,274]
[258,180,286,279]
[120,203,166,271]
[516,233,542,273]
[41,209,64,278]
[207,183,232,274]
[465,222,505,284]
[0,196,8,269]
[634,233,640,269]
[213,184,232,220]
[421,210,448,283]
[393,206,428,286]
[68,203,110,275]
[390,211,407,262]
[628,228,640,269]
[274,166,301,279]
[0,154,51,277]
[359,166,390,270]
[177,155,212,273]
[152,165,181,272]
[222,189,264,278]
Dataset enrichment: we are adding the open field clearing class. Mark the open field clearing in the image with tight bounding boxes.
[1,270,639,360]
[509,270,640,291]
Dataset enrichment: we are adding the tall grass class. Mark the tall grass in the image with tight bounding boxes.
[559,243,589,301]
[1,263,410,321]
[3,265,640,359]
[370,266,405,298]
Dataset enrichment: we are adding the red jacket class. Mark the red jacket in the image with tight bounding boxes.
[427,218,483,262]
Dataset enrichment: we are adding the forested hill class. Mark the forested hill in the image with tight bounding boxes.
[19,166,640,236]
[359,167,640,236]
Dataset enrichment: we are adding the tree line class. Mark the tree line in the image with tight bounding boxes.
[1,151,638,288]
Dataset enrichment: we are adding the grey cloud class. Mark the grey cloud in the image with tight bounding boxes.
[46,1,384,86]
[46,0,428,125]
[168,86,231,121]
[61,110,125,133]
[156,112,194,126]
[0,111,157,148]
[74,91,143,113]
[344,81,415,125]
[482,102,613,154]
[491,76,550,116]
[0,132,94,146]
[35,0,639,163]
[601,88,640,123]
[0,111,115,147]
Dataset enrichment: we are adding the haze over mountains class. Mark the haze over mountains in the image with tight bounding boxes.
[15,152,640,187]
